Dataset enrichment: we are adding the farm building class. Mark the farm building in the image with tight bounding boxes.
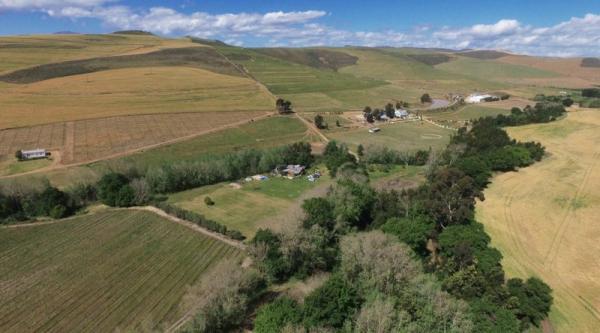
[466,93,494,104]
[20,148,47,160]
[275,164,306,177]
[369,127,381,133]
[395,109,409,118]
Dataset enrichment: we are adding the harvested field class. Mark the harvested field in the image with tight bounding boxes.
[477,111,600,332]
[0,209,244,332]
[0,34,196,74]
[0,46,240,83]
[0,67,273,129]
[0,110,269,165]
[498,55,600,86]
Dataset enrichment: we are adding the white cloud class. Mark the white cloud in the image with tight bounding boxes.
[0,0,112,10]
[0,1,598,56]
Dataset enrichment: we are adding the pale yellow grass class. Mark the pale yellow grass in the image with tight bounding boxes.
[0,34,196,74]
[477,111,600,332]
[0,66,273,128]
[498,55,600,86]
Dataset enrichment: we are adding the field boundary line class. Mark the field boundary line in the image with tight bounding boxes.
[132,206,247,251]
[0,112,273,179]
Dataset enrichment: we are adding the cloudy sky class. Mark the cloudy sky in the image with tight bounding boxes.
[0,0,599,56]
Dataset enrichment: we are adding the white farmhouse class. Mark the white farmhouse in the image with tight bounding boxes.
[466,93,494,104]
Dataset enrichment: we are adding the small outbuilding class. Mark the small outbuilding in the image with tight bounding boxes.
[369,127,381,133]
[20,149,48,160]
[395,109,409,118]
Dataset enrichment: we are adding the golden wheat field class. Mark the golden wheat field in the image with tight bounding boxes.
[0,34,197,74]
[477,111,600,332]
[0,67,273,129]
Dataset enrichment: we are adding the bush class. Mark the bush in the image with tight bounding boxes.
[421,93,432,104]
[582,88,600,98]
[97,173,130,207]
[303,274,361,329]
[204,196,215,206]
[254,297,302,333]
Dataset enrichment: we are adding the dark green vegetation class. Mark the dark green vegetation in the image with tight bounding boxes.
[0,184,87,223]
[0,210,244,332]
[406,53,452,66]
[477,102,567,127]
[0,47,242,83]
[459,50,510,60]
[112,30,155,36]
[535,90,600,108]
[252,48,358,71]
[581,57,600,68]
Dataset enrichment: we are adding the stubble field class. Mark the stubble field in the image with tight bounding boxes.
[0,209,243,332]
[476,111,600,332]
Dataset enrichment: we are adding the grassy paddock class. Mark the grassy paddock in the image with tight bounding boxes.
[0,209,243,332]
[328,120,453,152]
[168,170,330,238]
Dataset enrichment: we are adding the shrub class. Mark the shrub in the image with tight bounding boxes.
[303,274,361,329]
[254,297,302,333]
[421,93,432,104]
[97,173,130,207]
[204,196,215,206]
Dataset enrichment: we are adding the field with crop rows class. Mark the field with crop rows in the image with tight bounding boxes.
[0,209,243,332]
[0,111,269,165]
[0,67,273,129]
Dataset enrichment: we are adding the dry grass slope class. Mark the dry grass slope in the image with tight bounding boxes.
[0,209,244,332]
[0,67,273,129]
[477,111,600,332]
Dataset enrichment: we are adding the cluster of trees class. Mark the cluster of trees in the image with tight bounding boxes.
[362,101,407,123]
[276,98,293,114]
[582,88,600,98]
[0,184,89,223]
[155,202,245,240]
[534,94,574,107]
[254,232,473,332]
[146,143,313,193]
[322,141,356,177]
[481,102,566,127]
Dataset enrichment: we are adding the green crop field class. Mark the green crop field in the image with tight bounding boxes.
[427,105,512,122]
[328,120,454,152]
[0,209,244,332]
[168,171,331,238]
[217,46,387,111]
[436,56,560,81]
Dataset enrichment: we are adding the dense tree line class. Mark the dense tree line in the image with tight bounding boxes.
[146,142,313,193]
[582,88,600,98]
[485,102,566,127]
[0,184,89,223]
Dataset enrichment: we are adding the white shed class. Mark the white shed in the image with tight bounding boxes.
[21,149,47,160]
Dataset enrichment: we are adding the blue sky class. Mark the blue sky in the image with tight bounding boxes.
[1,0,599,56]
